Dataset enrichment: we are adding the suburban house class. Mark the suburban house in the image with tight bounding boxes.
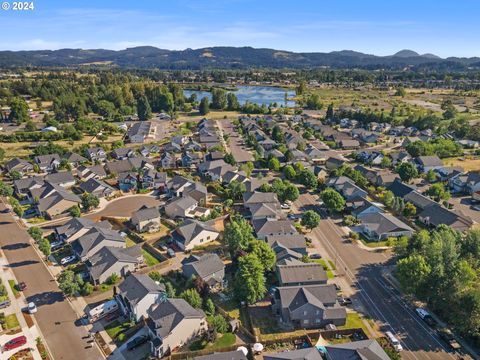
[131,206,161,233]
[112,147,136,160]
[63,152,88,167]
[85,147,107,162]
[271,284,346,328]
[34,154,61,172]
[414,155,443,173]
[86,245,143,285]
[264,348,322,360]
[449,172,480,194]
[160,152,177,169]
[13,176,45,197]
[339,139,360,150]
[79,178,115,198]
[387,179,416,198]
[418,204,474,232]
[127,121,156,143]
[118,172,138,192]
[248,202,284,220]
[171,219,220,251]
[350,198,384,218]
[403,191,437,211]
[198,160,236,182]
[140,144,160,157]
[55,218,111,243]
[327,177,367,200]
[358,212,414,241]
[252,218,297,240]
[36,185,82,219]
[3,157,33,175]
[168,176,208,205]
[44,171,76,188]
[276,263,328,286]
[140,169,168,191]
[147,299,207,358]
[76,164,107,181]
[117,273,166,322]
[325,157,347,170]
[165,196,201,219]
[182,253,225,289]
[243,191,279,208]
[266,234,308,258]
[71,227,126,262]
[325,340,390,360]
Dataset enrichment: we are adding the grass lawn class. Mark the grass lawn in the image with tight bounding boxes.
[189,333,236,351]
[8,280,20,298]
[105,319,133,342]
[142,248,160,267]
[338,312,374,337]
[313,259,335,279]
[359,237,391,248]
[5,314,20,329]
[443,157,480,171]
[214,297,239,319]
[125,236,137,247]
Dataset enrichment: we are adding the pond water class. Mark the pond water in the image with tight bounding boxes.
[184,85,295,106]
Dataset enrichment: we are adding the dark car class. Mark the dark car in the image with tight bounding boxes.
[339,297,352,306]
[438,328,461,351]
[309,253,322,259]
[126,335,149,351]
[423,315,436,327]
[16,282,27,291]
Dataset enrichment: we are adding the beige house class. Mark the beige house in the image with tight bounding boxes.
[131,207,161,233]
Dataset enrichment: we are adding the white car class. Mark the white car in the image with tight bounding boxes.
[385,331,403,352]
[28,302,37,314]
[280,203,290,209]
[60,255,77,265]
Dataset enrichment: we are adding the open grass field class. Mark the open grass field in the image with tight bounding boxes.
[443,157,480,171]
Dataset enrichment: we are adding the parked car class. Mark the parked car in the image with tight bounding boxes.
[385,331,403,352]
[50,240,64,250]
[0,299,11,309]
[60,255,77,265]
[338,297,352,306]
[287,213,302,221]
[472,205,480,211]
[3,335,27,351]
[309,253,322,259]
[280,203,291,209]
[167,248,176,258]
[27,302,37,314]
[16,282,27,291]
[438,328,461,350]
[126,335,149,351]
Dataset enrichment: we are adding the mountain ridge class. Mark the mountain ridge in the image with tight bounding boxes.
[0,46,478,70]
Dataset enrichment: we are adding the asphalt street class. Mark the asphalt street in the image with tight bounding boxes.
[294,193,457,360]
[0,201,104,360]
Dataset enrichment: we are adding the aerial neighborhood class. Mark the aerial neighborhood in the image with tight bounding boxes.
[0,55,480,360]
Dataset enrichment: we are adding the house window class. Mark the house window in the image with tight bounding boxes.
[304,319,309,325]
[315,319,321,323]
[207,236,210,240]
[316,310,320,315]
[200,239,203,243]
[303,311,307,316]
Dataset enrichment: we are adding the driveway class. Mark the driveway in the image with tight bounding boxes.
[449,195,480,223]
[0,201,104,360]
[85,195,162,221]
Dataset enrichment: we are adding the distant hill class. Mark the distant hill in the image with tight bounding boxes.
[0,46,478,70]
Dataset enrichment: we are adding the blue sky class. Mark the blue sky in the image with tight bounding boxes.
[0,0,479,57]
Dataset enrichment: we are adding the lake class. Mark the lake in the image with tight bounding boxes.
[184,85,295,107]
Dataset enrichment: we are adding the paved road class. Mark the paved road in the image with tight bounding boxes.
[216,119,253,163]
[294,193,456,360]
[0,202,104,360]
[85,195,162,221]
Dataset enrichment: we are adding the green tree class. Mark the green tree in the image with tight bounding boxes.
[207,314,228,333]
[283,165,296,180]
[397,162,418,182]
[28,227,43,242]
[281,183,299,202]
[106,273,120,285]
[403,202,417,217]
[227,181,246,200]
[321,188,345,213]
[272,126,284,143]
[239,162,254,177]
[382,190,395,208]
[9,97,29,123]
[81,193,100,211]
[394,86,406,97]
[326,103,334,119]
[268,157,280,171]
[249,240,276,272]
[396,254,431,295]
[227,93,240,111]
[211,89,227,110]
[0,181,14,197]
[224,216,254,255]
[165,281,176,298]
[81,282,94,296]
[224,153,236,165]
[38,238,51,258]
[199,97,210,115]
[69,205,81,218]
[204,298,216,316]
[181,288,202,309]
[8,170,22,181]
[297,169,318,189]
[235,253,266,304]
[301,210,321,231]
[137,96,152,121]
[380,156,392,169]
[425,169,437,183]
[58,270,81,297]
[426,183,451,202]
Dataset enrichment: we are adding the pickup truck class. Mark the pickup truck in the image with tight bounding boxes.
[438,328,461,351]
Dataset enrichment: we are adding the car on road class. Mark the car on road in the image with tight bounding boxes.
[415,307,436,326]
[16,282,27,291]
[0,299,11,309]
[60,255,77,265]
[385,331,403,352]
[438,328,461,351]
[338,297,352,306]
[3,335,27,351]
[126,335,149,350]
[309,253,322,259]
[27,302,37,314]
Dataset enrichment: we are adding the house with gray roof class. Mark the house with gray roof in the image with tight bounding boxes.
[87,245,143,285]
[171,219,219,251]
[127,121,156,143]
[266,234,307,258]
[418,204,474,232]
[264,347,322,360]
[404,191,437,211]
[72,227,125,261]
[55,218,111,243]
[253,218,297,240]
[131,206,161,233]
[414,155,443,173]
[358,212,414,241]
[35,183,81,219]
[167,176,208,205]
[63,152,87,167]
[45,171,76,188]
[324,339,390,360]
[34,154,61,172]
[112,147,136,160]
[164,196,199,219]
[85,147,107,162]
[272,284,346,329]
[147,299,207,358]
[182,253,225,289]
[79,178,115,198]
[248,202,284,220]
[117,273,166,322]
[449,171,480,195]
[387,178,416,198]
[77,164,107,181]
[3,157,33,175]
[276,263,327,286]
[13,176,45,197]
[243,191,279,207]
